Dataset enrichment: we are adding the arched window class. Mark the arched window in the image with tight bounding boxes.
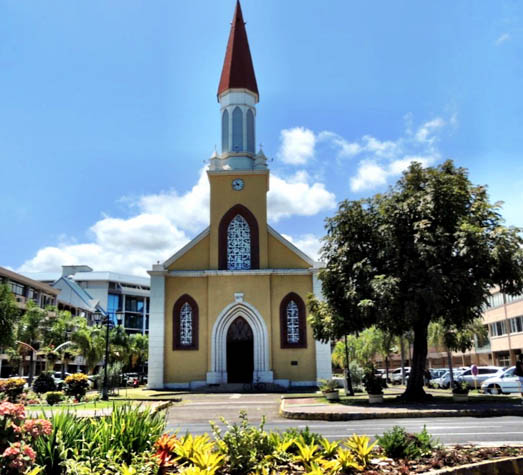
[173,295,198,350]
[221,109,229,153]
[246,109,255,153]
[218,204,259,270]
[232,106,243,152]
[227,215,251,270]
[280,293,307,348]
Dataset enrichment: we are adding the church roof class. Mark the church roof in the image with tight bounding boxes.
[218,0,259,100]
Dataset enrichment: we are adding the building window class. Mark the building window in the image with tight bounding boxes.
[280,293,307,349]
[232,106,243,152]
[246,109,255,153]
[222,109,229,153]
[173,295,198,350]
[9,282,24,296]
[218,204,259,270]
[489,320,507,337]
[227,215,251,270]
[510,315,523,334]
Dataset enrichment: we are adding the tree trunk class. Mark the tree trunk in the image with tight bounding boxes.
[447,349,454,389]
[28,351,35,386]
[402,323,429,401]
[385,356,390,383]
[400,337,406,385]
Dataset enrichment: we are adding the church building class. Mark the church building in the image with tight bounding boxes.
[148,1,331,389]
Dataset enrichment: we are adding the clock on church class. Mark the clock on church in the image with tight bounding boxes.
[232,178,244,191]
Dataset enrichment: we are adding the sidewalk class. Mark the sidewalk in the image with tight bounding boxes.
[281,395,523,421]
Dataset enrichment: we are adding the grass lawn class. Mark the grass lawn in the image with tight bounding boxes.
[26,400,130,413]
[108,386,186,400]
[318,386,522,406]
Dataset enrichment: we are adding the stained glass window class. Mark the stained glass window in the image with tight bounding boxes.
[180,302,193,346]
[286,300,300,344]
[227,214,251,270]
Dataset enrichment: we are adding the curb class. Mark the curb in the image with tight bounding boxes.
[152,400,175,413]
[427,455,523,474]
[280,399,523,421]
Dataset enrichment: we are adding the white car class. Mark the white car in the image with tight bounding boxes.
[481,367,523,394]
[457,366,506,389]
[433,369,467,389]
[389,367,410,384]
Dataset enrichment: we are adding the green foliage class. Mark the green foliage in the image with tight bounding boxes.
[318,379,338,392]
[71,320,106,374]
[0,283,19,348]
[64,373,90,400]
[310,160,523,401]
[62,450,158,475]
[33,372,57,394]
[377,425,439,460]
[45,391,64,406]
[344,433,377,467]
[452,381,469,395]
[0,378,26,402]
[210,411,275,474]
[34,404,165,473]
[362,364,383,395]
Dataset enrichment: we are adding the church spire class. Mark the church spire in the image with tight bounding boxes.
[218,0,259,101]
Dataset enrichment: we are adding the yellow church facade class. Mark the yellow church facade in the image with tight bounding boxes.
[148,2,331,389]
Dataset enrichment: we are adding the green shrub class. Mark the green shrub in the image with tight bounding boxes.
[0,377,26,402]
[210,411,276,474]
[33,372,57,394]
[363,364,383,395]
[34,404,166,473]
[377,425,439,459]
[64,373,90,400]
[46,391,64,406]
[349,361,365,388]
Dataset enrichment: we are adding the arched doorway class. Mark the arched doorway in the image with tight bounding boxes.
[226,317,254,383]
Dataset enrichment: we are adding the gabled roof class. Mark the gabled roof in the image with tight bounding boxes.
[218,0,259,99]
[267,226,317,267]
[162,227,210,268]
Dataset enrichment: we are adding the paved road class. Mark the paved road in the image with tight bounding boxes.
[166,393,523,445]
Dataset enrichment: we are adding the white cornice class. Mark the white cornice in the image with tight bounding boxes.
[166,269,314,277]
[207,169,269,177]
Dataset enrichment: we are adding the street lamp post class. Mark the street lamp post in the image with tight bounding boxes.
[94,311,123,401]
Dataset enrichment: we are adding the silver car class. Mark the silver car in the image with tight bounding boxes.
[457,366,506,389]
[481,367,522,394]
[433,369,466,389]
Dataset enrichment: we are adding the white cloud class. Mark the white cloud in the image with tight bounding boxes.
[19,166,335,275]
[268,173,336,222]
[496,33,510,45]
[415,118,445,143]
[277,127,316,165]
[282,233,323,261]
[350,161,389,192]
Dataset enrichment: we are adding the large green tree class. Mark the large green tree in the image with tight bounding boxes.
[310,161,523,401]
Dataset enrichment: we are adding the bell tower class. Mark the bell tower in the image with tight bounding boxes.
[208,1,269,269]
[210,0,267,172]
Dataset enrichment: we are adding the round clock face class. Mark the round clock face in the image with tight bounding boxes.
[232,178,244,191]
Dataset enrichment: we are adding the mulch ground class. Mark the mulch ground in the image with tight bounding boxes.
[363,445,523,474]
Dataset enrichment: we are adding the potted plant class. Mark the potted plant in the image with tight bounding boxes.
[363,365,384,404]
[319,379,340,401]
[452,381,470,402]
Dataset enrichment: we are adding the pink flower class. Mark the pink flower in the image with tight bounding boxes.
[0,401,25,420]
[2,442,36,471]
[23,419,53,438]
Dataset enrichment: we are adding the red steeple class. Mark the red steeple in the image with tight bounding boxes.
[218,1,259,100]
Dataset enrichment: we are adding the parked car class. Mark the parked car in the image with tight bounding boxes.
[124,373,140,386]
[456,366,507,389]
[481,367,522,394]
[432,369,467,389]
[389,367,410,384]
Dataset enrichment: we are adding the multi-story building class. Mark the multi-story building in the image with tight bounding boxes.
[24,265,150,335]
[0,266,60,377]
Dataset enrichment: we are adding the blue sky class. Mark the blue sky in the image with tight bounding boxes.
[1,0,522,276]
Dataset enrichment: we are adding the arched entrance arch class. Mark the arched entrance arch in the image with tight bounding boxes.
[206,300,273,384]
